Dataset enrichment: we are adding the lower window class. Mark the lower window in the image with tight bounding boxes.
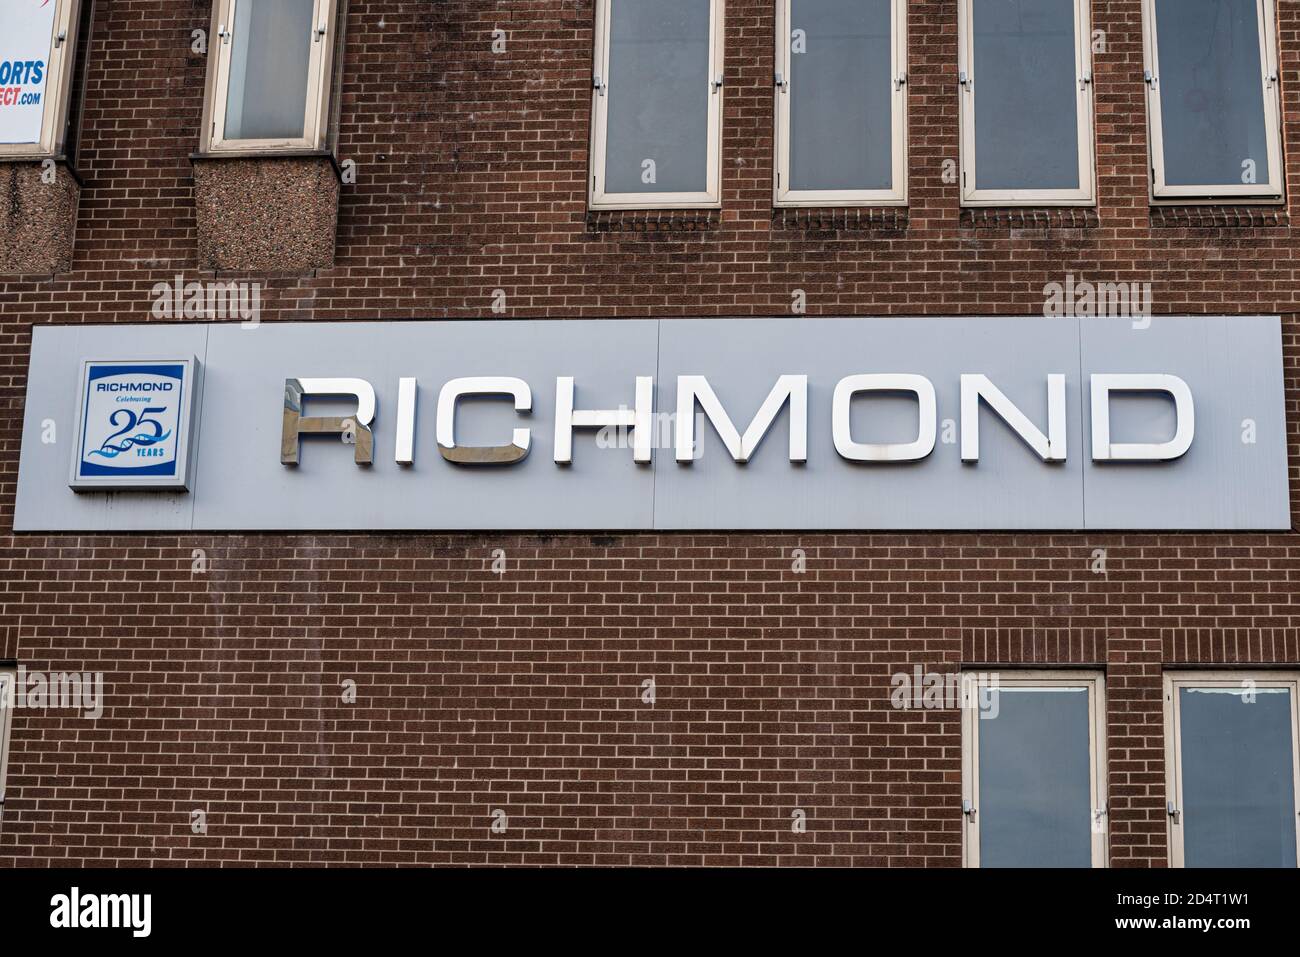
[962,671,1107,867]
[1164,672,1300,867]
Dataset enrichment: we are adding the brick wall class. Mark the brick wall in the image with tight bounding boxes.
[0,0,1296,866]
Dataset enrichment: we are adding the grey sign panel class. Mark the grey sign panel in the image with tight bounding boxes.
[12,316,1291,532]
[17,324,209,532]
[654,318,1085,529]
[1080,316,1290,529]
[192,320,659,531]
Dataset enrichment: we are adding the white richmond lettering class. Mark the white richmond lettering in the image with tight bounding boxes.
[279,373,1195,468]
[554,375,655,464]
[50,887,152,938]
[834,374,936,462]
[676,374,807,463]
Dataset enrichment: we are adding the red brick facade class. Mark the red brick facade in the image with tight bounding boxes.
[0,0,1297,866]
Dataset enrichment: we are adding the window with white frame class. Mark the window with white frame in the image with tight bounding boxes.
[1164,672,1300,868]
[0,0,83,157]
[0,668,13,805]
[1142,0,1282,202]
[774,0,907,206]
[962,671,1108,867]
[958,0,1095,205]
[589,0,725,209]
[202,0,339,152]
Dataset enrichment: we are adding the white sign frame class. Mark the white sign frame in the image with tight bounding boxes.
[68,357,199,491]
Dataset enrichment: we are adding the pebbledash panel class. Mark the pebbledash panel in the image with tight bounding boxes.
[14,316,1289,532]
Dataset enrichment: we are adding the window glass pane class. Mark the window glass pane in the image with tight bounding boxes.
[224,0,315,141]
[972,0,1080,191]
[789,0,893,192]
[0,0,59,145]
[604,0,710,194]
[978,687,1092,866]
[1179,687,1297,867]
[1154,0,1269,187]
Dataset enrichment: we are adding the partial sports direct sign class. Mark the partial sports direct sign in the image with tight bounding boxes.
[13,317,1291,531]
[0,0,58,145]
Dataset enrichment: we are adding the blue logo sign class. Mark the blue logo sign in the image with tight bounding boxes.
[72,360,194,489]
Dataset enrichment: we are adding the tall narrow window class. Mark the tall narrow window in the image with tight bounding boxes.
[958,0,1095,205]
[962,672,1108,867]
[589,0,725,209]
[0,0,83,157]
[203,0,339,152]
[1143,0,1282,201]
[1165,673,1300,868]
[774,0,907,206]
